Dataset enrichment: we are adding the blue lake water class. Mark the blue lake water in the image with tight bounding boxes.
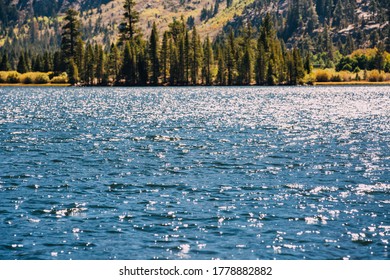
[0,86,389,260]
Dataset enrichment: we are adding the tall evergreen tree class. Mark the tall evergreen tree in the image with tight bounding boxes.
[149,22,160,85]
[96,45,105,84]
[375,41,386,72]
[84,43,95,85]
[17,54,29,73]
[118,0,139,43]
[75,38,84,78]
[0,54,10,71]
[304,53,312,74]
[121,41,136,85]
[138,45,148,85]
[43,52,51,72]
[61,9,81,62]
[202,36,214,85]
[216,46,226,85]
[109,43,121,83]
[190,26,201,85]
[160,31,170,84]
[169,38,179,85]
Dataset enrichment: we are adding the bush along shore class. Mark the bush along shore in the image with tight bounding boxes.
[0,71,69,86]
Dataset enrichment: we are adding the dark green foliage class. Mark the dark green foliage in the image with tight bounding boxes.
[202,36,213,85]
[17,54,29,73]
[190,26,202,85]
[304,53,312,74]
[0,54,11,71]
[61,9,81,61]
[119,0,139,43]
[84,43,95,85]
[108,43,121,83]
[160,32,170,84]
[216,47,226,85]
[121,41,136,85]
[149,22,160,85]
[96,45,105,84]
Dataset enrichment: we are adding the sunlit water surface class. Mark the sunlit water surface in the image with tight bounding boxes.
[0,86,389,260]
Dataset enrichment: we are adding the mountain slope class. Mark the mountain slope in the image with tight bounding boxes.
[0,0,389,54]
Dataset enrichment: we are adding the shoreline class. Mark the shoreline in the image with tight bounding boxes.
[313,81,390,86]
[0,83,70,87]
[1,81,389,87]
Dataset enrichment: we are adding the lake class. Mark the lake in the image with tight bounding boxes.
[0,86,389,260]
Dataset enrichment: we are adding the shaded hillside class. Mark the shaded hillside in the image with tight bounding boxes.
[223,0,389,52]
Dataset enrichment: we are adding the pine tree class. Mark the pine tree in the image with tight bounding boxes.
[178,34,186,84]
[255,43,266,85]
[266,60,275,85]
[119,0,139,43]
[0,54,10,71]
[17,54,29,73]
[109,43,121,83]
[304,53,312,74]
[184,30,190,85]
[217,46,226,85]
[190,26,201,85]
[149,22,160,85]
[61,9,81,61]
[138,45,148,85]
[43,52,51,72]
[293,48,305,84]
[160,31,170,84]
[375,41,386,72]
[84,43,95,85]
[240,46,252,85]
[96,45,105,84]
[202,36,214,85]
[169,38,178,85]
[75,38,84,78]
[53,51,62,74]
[32,54,43,72]
[225,29,236,85]
[121,41,136,85]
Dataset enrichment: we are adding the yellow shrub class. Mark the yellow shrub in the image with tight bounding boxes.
[303,72,316,84]
[20,73,34,84]
[315,69,330,82]
[367,70,385,82]
[339,71,352,82]
[0,71,8,83]
[20,72,50,84]
[6,71,21,83]
[34,73,50,84]
[51,73,68,84]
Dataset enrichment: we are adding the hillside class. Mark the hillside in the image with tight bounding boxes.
[0,0,256,46]
[1,1,387,48]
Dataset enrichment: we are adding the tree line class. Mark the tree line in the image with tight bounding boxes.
[54,1,307,86]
